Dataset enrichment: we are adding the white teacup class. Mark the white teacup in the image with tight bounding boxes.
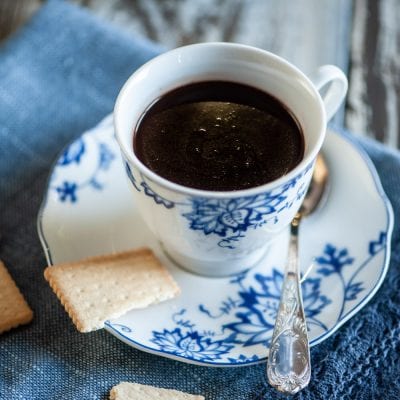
[114,42,347,277]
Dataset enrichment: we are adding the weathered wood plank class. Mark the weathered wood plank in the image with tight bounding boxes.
[346,0,400,148]
[0,0,42,41]
[73,0,352,125]
[76,0,352,73]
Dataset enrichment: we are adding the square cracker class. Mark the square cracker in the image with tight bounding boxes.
[109,382,205,400]
[0,261,33,334]
[44,248,180,333]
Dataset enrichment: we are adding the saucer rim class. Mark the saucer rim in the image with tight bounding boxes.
[308,127,394,346]
[36,123,394,366]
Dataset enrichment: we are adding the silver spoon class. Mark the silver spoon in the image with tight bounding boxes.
[266,155,329,394]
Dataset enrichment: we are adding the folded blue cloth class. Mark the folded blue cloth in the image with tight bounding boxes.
[0,1,399,399]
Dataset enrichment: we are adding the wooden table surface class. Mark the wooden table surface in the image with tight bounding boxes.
[1,0,399,149]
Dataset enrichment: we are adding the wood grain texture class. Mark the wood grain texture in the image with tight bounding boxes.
[73,0,351,74]
[347,0,400,147]
[72,0,352,126]
[0,0,42,41]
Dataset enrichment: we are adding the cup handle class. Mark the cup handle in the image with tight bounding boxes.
[309,65,348,122]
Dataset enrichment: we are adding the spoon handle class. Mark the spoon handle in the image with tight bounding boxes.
[266,215,311,394]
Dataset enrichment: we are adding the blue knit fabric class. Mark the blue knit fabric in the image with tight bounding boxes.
[0,1,399,399]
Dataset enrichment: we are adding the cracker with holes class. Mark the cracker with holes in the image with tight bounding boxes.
[44,248,180,333]
[0,261,33,334]
[109,382,205,400]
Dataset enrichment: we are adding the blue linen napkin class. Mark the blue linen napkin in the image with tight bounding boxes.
[0,1,399,399]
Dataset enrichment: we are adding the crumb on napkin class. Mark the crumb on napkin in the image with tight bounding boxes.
[109,382,205,400]
[44,248,180,333]
[0,260,33,334]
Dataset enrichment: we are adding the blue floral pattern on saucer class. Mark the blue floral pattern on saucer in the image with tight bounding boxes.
[146,236,386,363]
[51,134,115,203]
[38,116,393,366]
[151,309,235,362]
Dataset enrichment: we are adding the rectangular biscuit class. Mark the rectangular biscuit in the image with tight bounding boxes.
[0,261,33,334]
[44,248,180,333]
[109,382,205,400]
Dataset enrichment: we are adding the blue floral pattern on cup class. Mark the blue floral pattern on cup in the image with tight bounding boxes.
[123,158,313,249]
[125,163,175,209]
[182,178,308,249]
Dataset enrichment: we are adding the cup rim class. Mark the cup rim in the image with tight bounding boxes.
[114,42,326,199]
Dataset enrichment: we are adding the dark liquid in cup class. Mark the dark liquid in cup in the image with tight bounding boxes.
[134,81,304,191]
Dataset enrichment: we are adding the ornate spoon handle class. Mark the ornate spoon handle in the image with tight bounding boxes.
[266,214,311,394]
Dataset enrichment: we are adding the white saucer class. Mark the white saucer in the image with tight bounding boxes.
[38,115,393,366]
